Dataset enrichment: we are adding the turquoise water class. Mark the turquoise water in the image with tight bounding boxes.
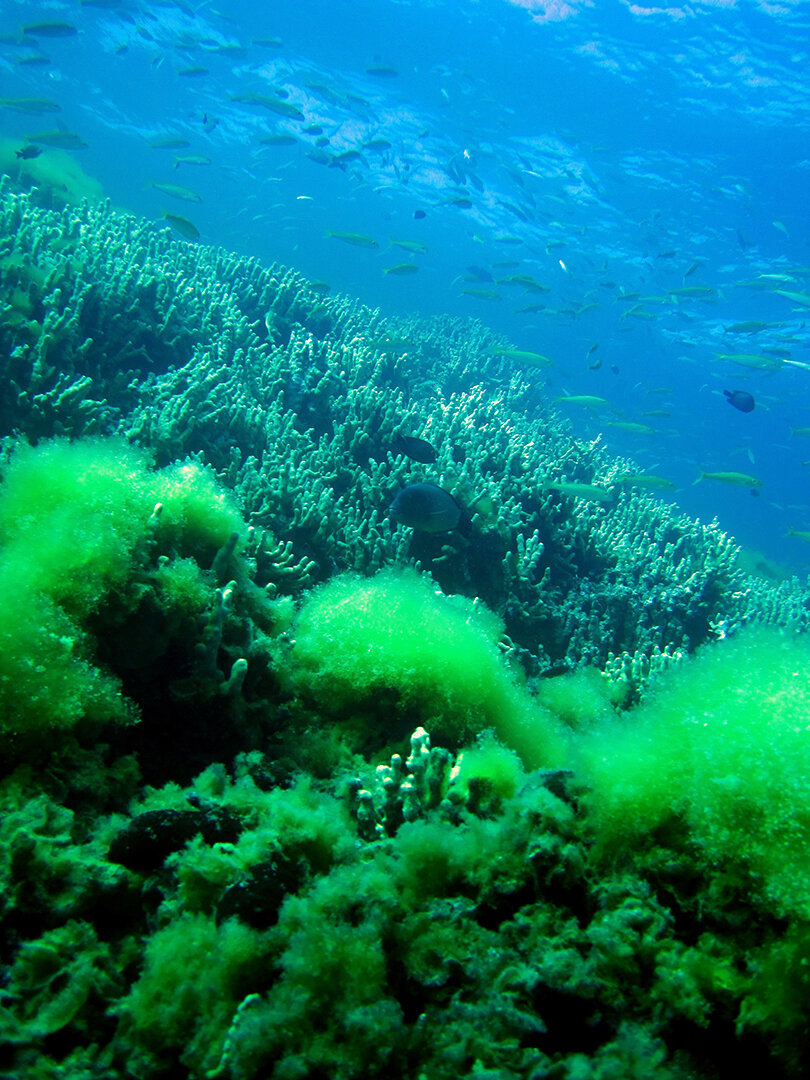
[2,0,810,569]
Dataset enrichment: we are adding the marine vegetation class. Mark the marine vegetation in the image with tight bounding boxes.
[2,180,810,1079]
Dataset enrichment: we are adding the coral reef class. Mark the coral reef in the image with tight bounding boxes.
[2,182,810,1079]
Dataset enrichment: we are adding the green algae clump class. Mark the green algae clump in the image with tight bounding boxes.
[287,567,566,768]
[0,436,245,754]
[574,625,810,919]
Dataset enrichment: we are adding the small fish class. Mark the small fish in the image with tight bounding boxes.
[1,97,60,113]
[717,353,783,372]
[556,395,609,408]
[15,54,51,67]
[790,427,810,438]
[774,289,810,309]
[393,434,437,464]
[366,65,398,77]
[497,274,549,294]
[174,154,211,168]
[492,348,553,367]
[151,181,202,202]
[15,144,42,159]
[390,239,428,253]
[329,149,366,169]
[149,136,190,150]
[163,212,200,241]
[389,483,469,534]
[547,482,613,503]
[787,527,810,543]
[325,230,379,248]
[22,21,77,37]
[253,36,283,47]
[232,93,304,120]
[259,133,297,146]
[725,321,781,334]
[384,263,419,276]
[413,209,426,220]
[724,389,755,413]
[606,421,657,435]
[24,129,86,149]
[617,474,677,491]
[696,471,763,489]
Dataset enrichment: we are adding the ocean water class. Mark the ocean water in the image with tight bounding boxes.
[2,0,810,571]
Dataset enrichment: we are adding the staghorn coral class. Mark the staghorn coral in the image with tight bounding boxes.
[1,181,804,696]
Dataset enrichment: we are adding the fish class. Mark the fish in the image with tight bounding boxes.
[1,97,60,113]
[163,212,200,241]
[22,21,77,37]
[717,353,783,372]
[258,133,297,146]
[393,434,437,464]
[497,274,550,294]
[491,348,553,367]
[24,129,86,149]
[15,145,42,160]
[696,471,763,489]
[178,66,208,78]
[366,65,399,77]
[329,149,366,169]
[547,482,613,503]
[384,263,419,276]
[787,527,810,543]
[556,395,610,408]
[774,289,810,309]
[413,209,426,219]
[151,182,203,202]
[174,154,211,168]
[790,428,810,438]
[232,93,304,120]
[15,54,51,67]
[149,136,190,149]
[325,230,379,248]
[606,421,657,436]
[724,321,783,334]
[616,474,677,491]
[724,389,755,413]
[389,483,469,534]
[390,239,428,253]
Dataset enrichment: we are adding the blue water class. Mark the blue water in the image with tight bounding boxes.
[3,0,810,572]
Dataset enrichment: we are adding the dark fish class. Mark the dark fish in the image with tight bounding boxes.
[393,434,437,464]
[389,483,470,535]
[413,209,426,219]
[24,129,86,149]
[22,21,78,37]
[163,212,200,241]
[15,144,42,159]
[724,389,755,413]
